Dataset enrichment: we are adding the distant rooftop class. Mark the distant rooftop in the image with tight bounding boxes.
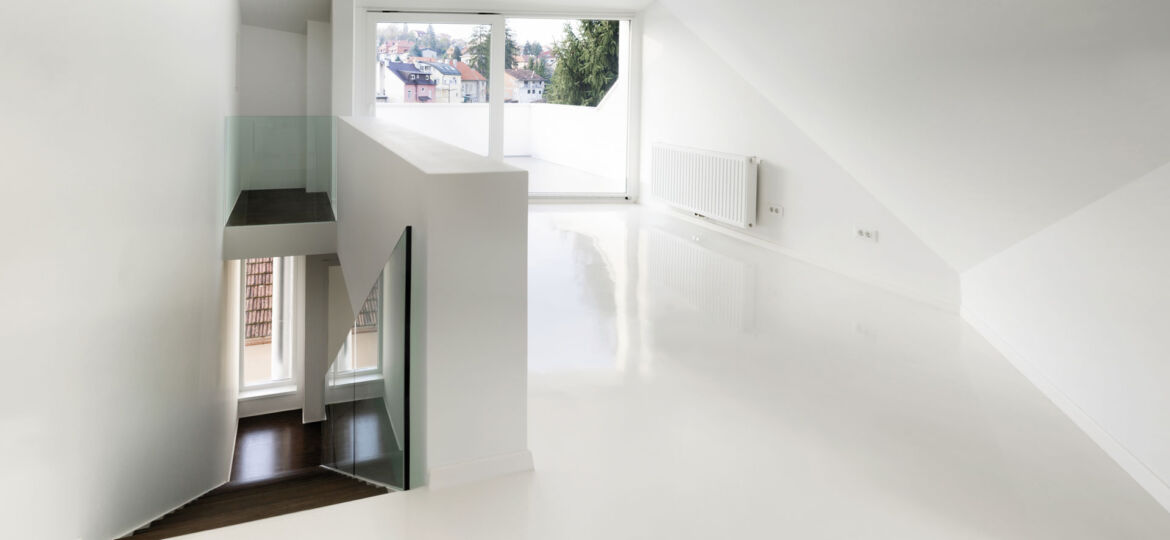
[421,61,461,76]
[455,61,486,82]
[386,61,436,85]
[506,68,545,82]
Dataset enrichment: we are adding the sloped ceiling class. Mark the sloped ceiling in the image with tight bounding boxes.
[657,0,1170,270]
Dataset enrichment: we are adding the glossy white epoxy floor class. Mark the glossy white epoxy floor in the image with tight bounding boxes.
[506,156,626,195]
[191,205,1170,539]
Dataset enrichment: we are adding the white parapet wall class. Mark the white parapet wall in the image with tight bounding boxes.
[373,79,628,183]
[335,116,531,489]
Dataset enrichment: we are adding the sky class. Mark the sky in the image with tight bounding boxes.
[380,18,579,49]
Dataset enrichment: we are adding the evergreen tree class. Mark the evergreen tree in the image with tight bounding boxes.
[547,20,618,106]
[467,24,520,75]
[525,56,549,79]
[522,41,544,56]
[424,24,438,51]
[453,45,462,62]
[409,43,423,58]
[505,26,519,67]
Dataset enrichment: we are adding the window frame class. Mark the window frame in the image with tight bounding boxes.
[238,256,297,392]
[355,8,642,202]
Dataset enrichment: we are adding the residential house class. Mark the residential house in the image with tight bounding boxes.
[381,39,414,62]
[455,60,487,103]
[539,49,557,71]
[504,68,546,103]
[417,60,463,103]
[382,61,436,103]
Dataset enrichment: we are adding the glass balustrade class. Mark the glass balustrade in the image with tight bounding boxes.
[224,116,337,225]
[322,228,412,489]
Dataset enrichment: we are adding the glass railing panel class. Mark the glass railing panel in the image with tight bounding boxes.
[321,227,412,489]
[354,227,411,488]
[324,340,356,476]
[224,116,336,225]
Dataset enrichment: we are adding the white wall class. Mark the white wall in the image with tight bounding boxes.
[374,101,628,182]
[528,92,627,181]
[962,160,1170,510]
[376,103,492,156]
[0,1,239,538]
[234,25,311,191]
[639,4,958,307]
[307,21,334,193]
[331,0,356,116]
[335,117,530,489]
[655,0,1170,271]
[238,24,308,115]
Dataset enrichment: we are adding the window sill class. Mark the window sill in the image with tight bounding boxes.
[329,371,384,386]
[239,384,298,401]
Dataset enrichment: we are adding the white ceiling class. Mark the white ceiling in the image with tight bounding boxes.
[361,0,653,13]
[659,0,1170,270]
[238,0,651,34]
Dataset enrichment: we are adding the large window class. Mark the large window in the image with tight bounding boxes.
[241,257,295,389]
[504,17,630,196]
[371,18,496,157]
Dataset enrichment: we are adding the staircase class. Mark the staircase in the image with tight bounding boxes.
[123,468,387,539]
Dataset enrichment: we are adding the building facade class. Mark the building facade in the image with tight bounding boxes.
[504,68,546,103]
[381,61,437,103]
[417,60,463,103]
[455,61,488,103]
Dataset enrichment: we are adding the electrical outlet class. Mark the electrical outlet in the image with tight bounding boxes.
[766,203,784,216]
[854,227,879,243]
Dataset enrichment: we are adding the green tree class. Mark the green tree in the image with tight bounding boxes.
[547,20,618,106]
[424,24,438,51]
[522,41,544,56]
[391,24,415,41]
[452,45,463,62]
[526,56,549,79]
[467,24,520,76]
[409,43,422,58]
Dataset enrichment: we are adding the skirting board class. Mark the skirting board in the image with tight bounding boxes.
[427,450,535,490]
[646,201,960,313]
[962,306,1170,513]
[116,481,225,539]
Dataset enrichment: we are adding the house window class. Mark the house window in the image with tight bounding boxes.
[241,257,294,389]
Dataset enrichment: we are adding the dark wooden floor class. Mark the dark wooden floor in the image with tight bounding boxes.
[325,398,405,488]
[231,409,323,484]
[124,409,387,539]
[226,189,334,226]
[123,468,385,539]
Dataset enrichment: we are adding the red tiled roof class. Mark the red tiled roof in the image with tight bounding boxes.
[455,61,486,81]
[505,68,545,82]
[383,39,415,54]
[244,258,273,341]
[356,280,380,329]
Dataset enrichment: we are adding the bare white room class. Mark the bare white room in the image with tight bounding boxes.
[2,0,1169,539]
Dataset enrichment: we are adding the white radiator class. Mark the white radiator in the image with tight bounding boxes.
[650,143,759,229]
